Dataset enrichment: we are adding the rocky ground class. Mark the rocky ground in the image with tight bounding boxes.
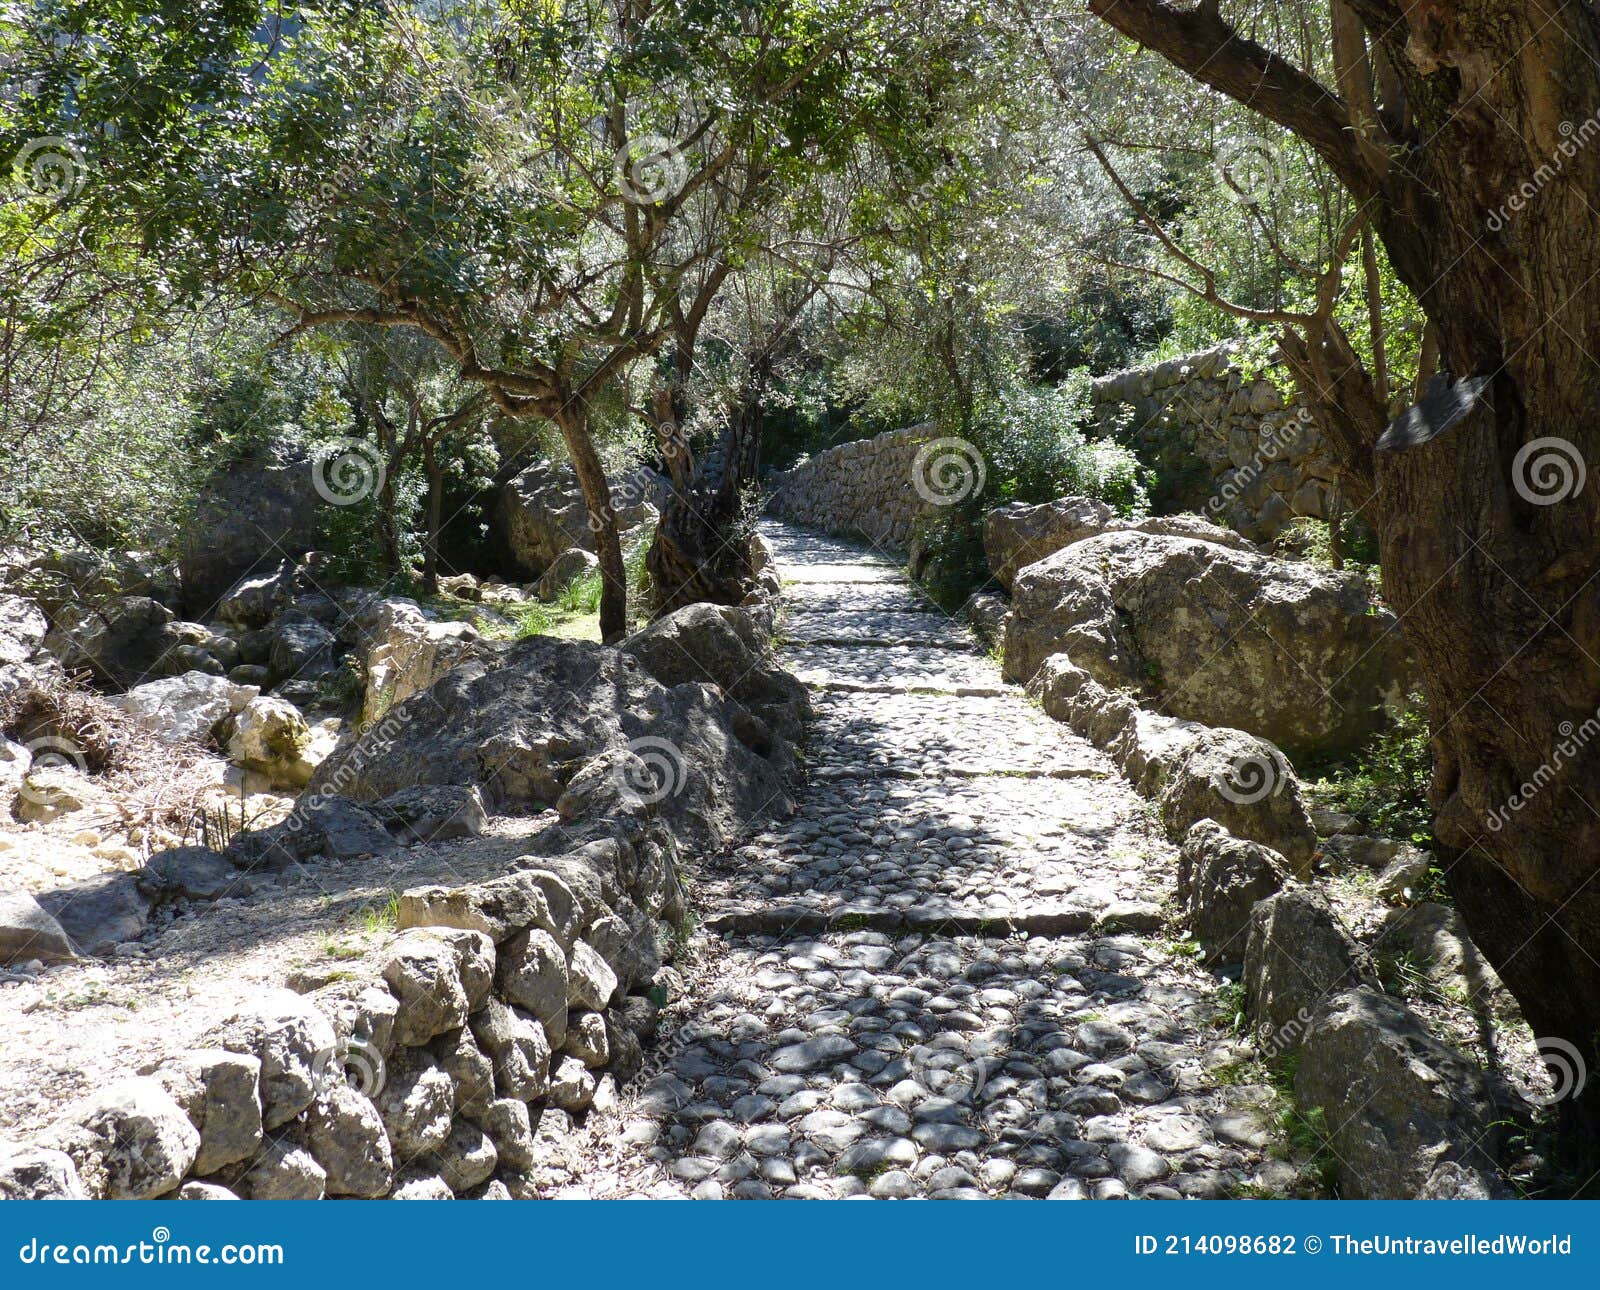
[557,524,1320,1199]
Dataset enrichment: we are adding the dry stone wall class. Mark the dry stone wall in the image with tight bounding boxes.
[1091,345,1342,541]
[0,820,683,1200]
[0,598,802,1201]
[767,423,938,554]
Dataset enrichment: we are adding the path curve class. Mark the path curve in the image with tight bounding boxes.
[587,522,1305,1199]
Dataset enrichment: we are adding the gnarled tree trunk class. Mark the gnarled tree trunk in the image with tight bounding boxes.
[646,370,767,614]
[555,404,628,643]
[1087,0,1600,1163]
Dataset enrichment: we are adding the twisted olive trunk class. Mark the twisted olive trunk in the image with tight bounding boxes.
[1090,0,1600,1164]
[555,404,628,643]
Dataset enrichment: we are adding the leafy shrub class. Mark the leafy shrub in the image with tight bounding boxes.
[1307,698,1434,845]
[970,374,1150,515]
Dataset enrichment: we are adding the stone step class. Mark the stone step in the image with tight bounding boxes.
[702,897,1165,938]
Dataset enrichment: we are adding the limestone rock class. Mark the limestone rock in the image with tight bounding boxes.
[0,595,47,666]
[0,1144,86,1198]
[432,1026,496,1118]
[108,672,257,746]
[536,547,600,602]
[303,1082,393,1198]
[237,1138,326,1200]
[375,1053,455,1156]
[307,635,795,853]
[178,453,321,613]
[138,847,249,903]
[359,599,481,722]
[427,1119,497,1193]
[499,459,659,576]
[42,596,176,689]
[470,995,552,1102]
[398,871,559,944]
[373,784,488,843]
[472,1098,537,1171]
[36,872,149,956]
[1158,727,1316,870]
[210,988,338,1129]
[60,1077,200,1199]
[1004,530,1411,756]
[177,1181,240,1199]
[0,889,76,964]
[986,497,1259,591]
[1177,820,1289,967]
[391,1171,455,1200]
[151,1048,264,1175]
[622,601,809,745]
[227,695,316,789]
[1243,887,1369,1048]
[497,929,569,1038]
[567,939,619,1012]
[382,932,471,1045]
[1296,986,1504,1198]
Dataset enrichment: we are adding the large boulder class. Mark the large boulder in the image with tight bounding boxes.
[536,547,600,602]
[1158,727,1317,870]
[622,602,808,745]
[1004,530,1412,756]
[1176,820,1289,968]
[0,889,77,964]
[498,459,661,576]
[0,595,47,666]
[42,596,176,690]
[37,872,151,955]
[52,1078,200,1199]
[359,599,482,723]
[1296,986,1506,1198]
[226,695,317,789]
[984,496,1255,591]
[307,634,796,853]
[178,452,322,614]
[1243,886,1370,1047]
[108,672,258,746]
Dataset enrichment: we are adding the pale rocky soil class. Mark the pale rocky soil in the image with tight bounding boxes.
[0,814,561,1135]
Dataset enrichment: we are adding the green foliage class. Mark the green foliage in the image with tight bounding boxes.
[971,375,1151,514]
[1308,699,1435,845]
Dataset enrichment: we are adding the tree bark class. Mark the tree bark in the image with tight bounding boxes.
[1087,0,1600,1165]
[422,436,443,594]
[554,404,628,643]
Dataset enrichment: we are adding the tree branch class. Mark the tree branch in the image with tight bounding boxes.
[1085,0,1376,198]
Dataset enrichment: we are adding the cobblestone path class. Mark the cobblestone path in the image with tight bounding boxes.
[584,523,1304,1199]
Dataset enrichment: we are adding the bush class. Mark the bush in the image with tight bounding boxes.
[970,374,1150,515]
[1307,698,1434,845]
